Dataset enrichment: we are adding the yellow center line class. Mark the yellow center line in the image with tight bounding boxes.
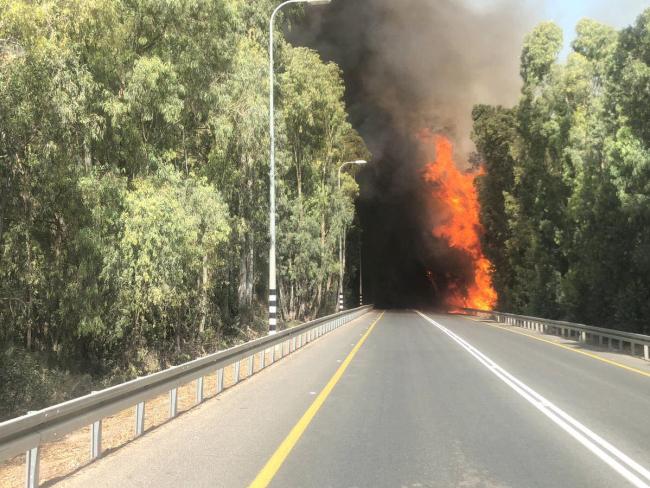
[248,310,385,488]
[464,316,650,379]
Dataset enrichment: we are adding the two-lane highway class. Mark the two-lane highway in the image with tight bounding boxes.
[59,310,650,488]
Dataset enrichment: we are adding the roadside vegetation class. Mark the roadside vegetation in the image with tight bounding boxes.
[473,8,650,335]
[0,0,368,420]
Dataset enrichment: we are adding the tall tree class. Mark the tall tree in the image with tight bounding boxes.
[473,9,650,334]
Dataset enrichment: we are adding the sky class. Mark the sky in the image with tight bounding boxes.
[541,0,649,56]
[464,0,650,58]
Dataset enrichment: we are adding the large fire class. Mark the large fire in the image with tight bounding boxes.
[421,131,497,310]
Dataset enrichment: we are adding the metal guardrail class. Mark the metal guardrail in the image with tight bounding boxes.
[0,305,372,487]
[462,308,650,362]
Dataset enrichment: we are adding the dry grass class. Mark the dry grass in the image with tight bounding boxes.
[0,339,298,488]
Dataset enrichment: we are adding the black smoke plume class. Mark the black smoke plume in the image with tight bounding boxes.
[289,0,536,308]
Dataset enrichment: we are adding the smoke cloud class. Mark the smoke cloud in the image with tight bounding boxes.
[286,0,543,307]
[291,0,539,159]
[290,0,643,307]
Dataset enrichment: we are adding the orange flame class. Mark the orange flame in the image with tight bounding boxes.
[421,131,497,311]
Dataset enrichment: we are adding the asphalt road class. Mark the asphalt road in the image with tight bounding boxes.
[58,310,650,488]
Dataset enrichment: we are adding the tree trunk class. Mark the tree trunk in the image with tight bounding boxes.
[237,233,254,321]
[199,254,209,333]
[0,174,8,244]
[315,210,326,314]
[83,134,91,173]
[25,231,33,351]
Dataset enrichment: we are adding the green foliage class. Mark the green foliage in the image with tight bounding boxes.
[276,46,369,320]
[473,10,650,333]
[472,104,516,310]
[0,347,60,419]
[520,22,563,85]
[0,0,367,418]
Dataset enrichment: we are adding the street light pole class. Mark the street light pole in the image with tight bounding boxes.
[337,160,367,311]
[359,235,363,305]
[268,0,331,335]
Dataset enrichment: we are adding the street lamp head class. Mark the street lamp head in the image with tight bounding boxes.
[307,0,331,4]
[353,160,368,165]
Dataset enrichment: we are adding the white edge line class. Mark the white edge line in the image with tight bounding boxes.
[415,310,650,488]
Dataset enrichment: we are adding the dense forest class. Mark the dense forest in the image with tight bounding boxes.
[0,0,368,419]
[474,8,650,335]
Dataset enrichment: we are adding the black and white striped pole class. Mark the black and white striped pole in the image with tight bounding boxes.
[359,236,363,306]
[268,0,331,334]
[337,160,368,313]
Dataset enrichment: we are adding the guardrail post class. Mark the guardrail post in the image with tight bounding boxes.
[135,401,145,437]
[216,368,224,393]
[0,307,373,473]
[580,331,586,343]
[234,361,241,384]
[169,388,178,418]
[260,350,266,369]
[196,376,204,404]
[90,419,102,460]
[25,445,39,488]
[644,344,649,361]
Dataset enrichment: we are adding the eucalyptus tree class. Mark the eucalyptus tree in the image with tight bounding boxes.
[277,46,369,321]
[473,8,650,334]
